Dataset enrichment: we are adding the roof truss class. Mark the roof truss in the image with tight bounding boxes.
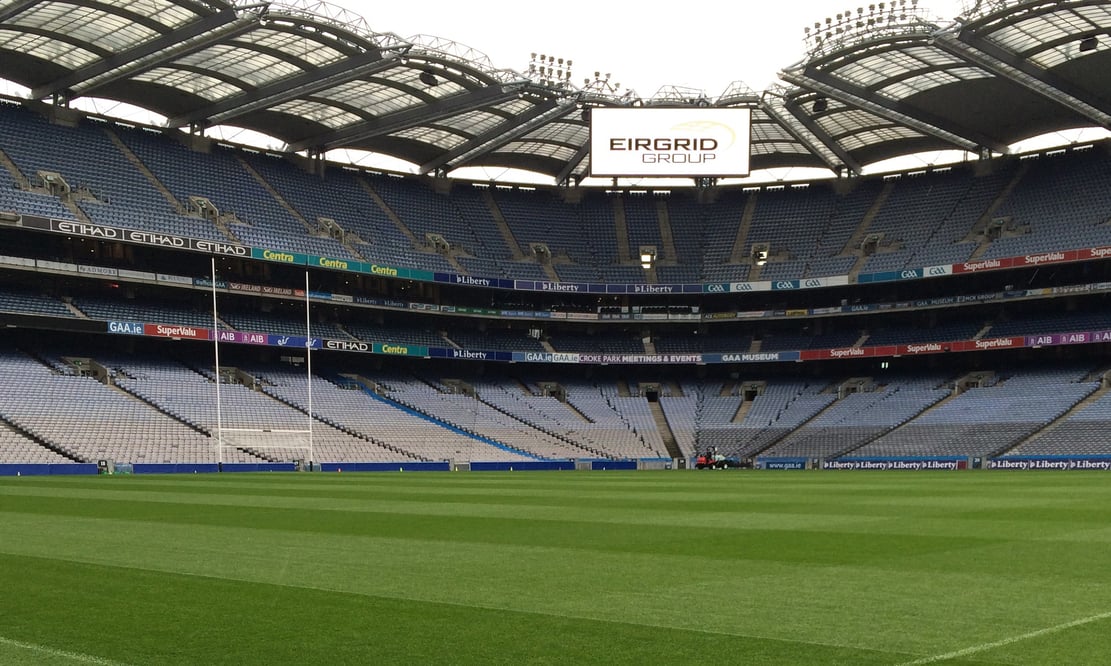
[287,82,529,152]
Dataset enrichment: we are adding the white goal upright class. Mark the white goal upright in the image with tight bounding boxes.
[211,258,315,468]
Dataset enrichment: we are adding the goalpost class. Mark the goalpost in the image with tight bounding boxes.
[211,258,315,469]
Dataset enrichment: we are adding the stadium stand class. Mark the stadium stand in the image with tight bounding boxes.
[1008,380,1111,456]
[853,366,1100,458]
[1,38,1111,466]
[0,286,75,318]
[0,349,245,464]
[758,374,952,459]
[6,101,1111,289]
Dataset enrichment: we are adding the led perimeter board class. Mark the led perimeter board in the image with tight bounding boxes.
[589,107,751,178]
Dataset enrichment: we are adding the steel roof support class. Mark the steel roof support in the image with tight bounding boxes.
[34,9,257,100]
[0,0,43,24]
[780,65,1008,154]
[420,98,574,174]
[554,143,589,185]
[288,84,526,152]
[934,24,1111,128]
[763,94,858,174]
[166,51,404,127]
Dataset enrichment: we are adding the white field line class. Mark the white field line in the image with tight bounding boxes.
[898,610,1111,665]
[0,635,131,665]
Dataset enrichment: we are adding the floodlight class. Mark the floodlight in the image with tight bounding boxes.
[1079,36,1098,52]
[812,97,829,113]
[419,70,439,86]
[752,245,769,266]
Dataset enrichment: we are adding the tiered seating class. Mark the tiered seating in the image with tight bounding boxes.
[558,381,669,458]
[983,149,1111,259]
[244,366,431,462]
[108,356,363,462]
[759,329,861,351]
[1011,386,1111,456]
[118,130,353,258]
[469,380,633,458]
[0,104,226,240]
[701,189,752,282]
[858,171,978,273]
[246,156,452,272]
[653,330,753,353]
[855,366,1099,457]
[759,375,951,459]
[987,310,1111,337]
[7,103,1111,285]
[659,379,834,458]
[492,187,598,281]
[448,185,548,279]
[344,321,445,348]
[547,331,645,354]
[864,321,984,345]
[384,376,585,460]
[624,193,664,266]
[446,328,546,352]
[371,174,488,263]
[0,350,234,463]
[805,180,883,277]
[219,312,347,340]
[0,425,70,463]
[906,166,1015,267]
[748,185,839,281]
[0,185,74,219]
[658,193,706,283]
[0,286,74,318]
[73,296,212,328]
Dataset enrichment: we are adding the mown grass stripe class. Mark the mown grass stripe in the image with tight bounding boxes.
[2,471,1110,664]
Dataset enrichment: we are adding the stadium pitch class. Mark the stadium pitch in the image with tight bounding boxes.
[1,471,1110,665]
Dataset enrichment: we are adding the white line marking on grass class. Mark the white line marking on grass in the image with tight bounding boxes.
[0,635,131,665]
[898,610,1111,665]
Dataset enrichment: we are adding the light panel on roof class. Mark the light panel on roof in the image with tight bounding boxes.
[133,67,242,100]
[0,29,101,68]
[178,44,301,86]
[271,99,363,128]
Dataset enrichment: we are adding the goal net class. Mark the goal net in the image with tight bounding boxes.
[216,427,313,464]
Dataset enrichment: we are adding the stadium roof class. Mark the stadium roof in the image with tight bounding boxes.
[1,0,1110,184]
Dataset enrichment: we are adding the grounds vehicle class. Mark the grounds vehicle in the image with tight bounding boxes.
[695,454,750,469]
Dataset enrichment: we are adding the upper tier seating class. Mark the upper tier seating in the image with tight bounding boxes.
[982,149,1111,259]
[4,103,1111,285]
[0,286,75,318]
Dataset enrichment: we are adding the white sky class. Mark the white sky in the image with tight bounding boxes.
[5,0,1103,184]
[331,0,969,98]
[311,0,981,182]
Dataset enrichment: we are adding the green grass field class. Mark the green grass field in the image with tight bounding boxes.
[1,471,1110,665]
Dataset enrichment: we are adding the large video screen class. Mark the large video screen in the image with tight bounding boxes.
[589,107,751,178]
